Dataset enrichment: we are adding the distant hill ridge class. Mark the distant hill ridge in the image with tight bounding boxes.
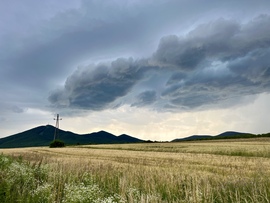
[172,131,270,142]
[0,125,144,148]
[1,126,270,148]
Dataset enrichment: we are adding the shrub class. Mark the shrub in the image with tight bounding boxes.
[49,139,65,148]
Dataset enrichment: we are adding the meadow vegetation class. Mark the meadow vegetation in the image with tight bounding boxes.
[1,138,270,202]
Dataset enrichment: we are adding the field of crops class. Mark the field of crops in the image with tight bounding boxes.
[1,138,270,202]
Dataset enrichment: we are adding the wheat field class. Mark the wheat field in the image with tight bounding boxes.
[1,138,270,202]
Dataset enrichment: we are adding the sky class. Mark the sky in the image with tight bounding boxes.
[1,0,270,141]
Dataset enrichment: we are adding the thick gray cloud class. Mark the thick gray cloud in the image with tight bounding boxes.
[0,0,269,125]
[1,0,270,138]
[158,15,270,109]
[49,58,151,110]
[131,90,157,107]
[154,15,270,70]
[153,35,207,71]
[228,49,270,83]
[49,14,270,111]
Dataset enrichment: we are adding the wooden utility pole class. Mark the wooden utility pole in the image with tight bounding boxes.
[53,114,62,141]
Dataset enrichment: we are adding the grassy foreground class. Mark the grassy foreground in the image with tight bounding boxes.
[1,138,270,202]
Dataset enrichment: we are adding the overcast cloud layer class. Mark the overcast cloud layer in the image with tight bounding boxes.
[1,0,270,139]
[49,15,270,112]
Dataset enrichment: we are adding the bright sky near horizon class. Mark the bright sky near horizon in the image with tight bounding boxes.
[1,0,270,141]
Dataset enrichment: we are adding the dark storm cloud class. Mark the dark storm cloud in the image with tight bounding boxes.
[1,0,171,113]
[166,72,187,85]
[0,0,165,94]
[153,15,270,109]
[131,90,157,107]
[153,15,270,70]
[228,49,270,83]
[153,35,206,71]
[162,71,260,109]
[49,58,151,110]
[6,0,267,92]
[1,0,270,115]
[49,14,270,111]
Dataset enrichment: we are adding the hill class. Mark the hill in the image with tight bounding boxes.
[0,125,144,148]
[171,131,269,142]
[172,135,213,142]
[216,131,253,138]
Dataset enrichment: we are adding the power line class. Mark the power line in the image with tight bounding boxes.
[53,114,62,141]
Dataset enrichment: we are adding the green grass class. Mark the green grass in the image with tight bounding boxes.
[0,154,122,203]
[0,154,50,202]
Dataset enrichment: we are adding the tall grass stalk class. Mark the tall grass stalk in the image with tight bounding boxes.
[0,139,270,202]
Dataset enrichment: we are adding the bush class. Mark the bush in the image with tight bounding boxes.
[49,140,65,148]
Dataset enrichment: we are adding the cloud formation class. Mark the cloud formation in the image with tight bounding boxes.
[49,58,150,110]
[132,90,157,107]
[1,0,270,139]
[49,15,270,112]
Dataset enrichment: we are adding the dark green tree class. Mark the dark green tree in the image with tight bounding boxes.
[49,139,65,148]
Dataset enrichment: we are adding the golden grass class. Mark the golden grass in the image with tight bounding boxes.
[1,138,270,202]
